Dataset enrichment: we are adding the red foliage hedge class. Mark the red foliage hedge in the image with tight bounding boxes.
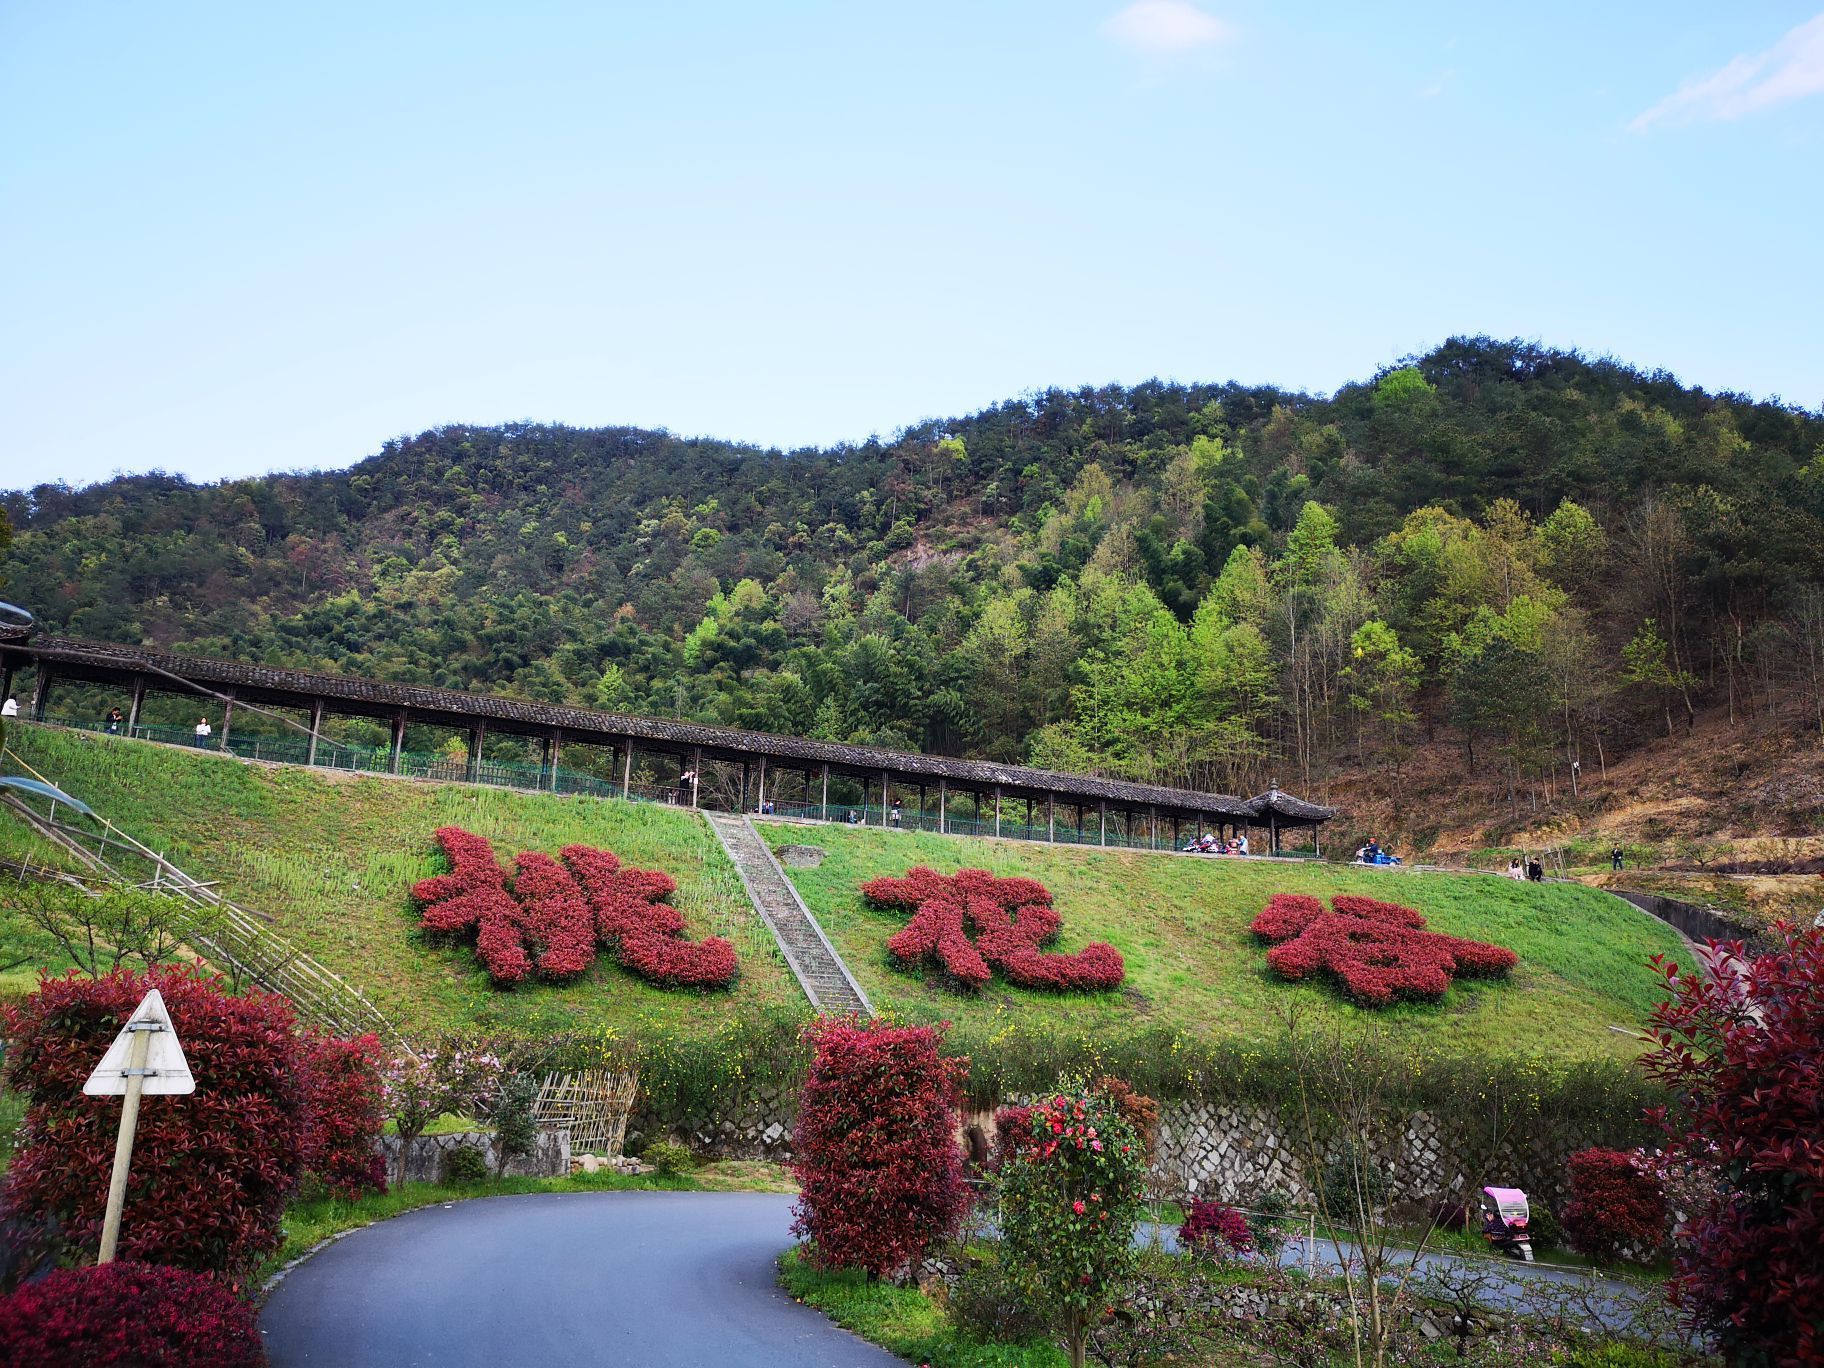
[791,1017,969,1276]
[413,827,736,989]
[1,966,306,1280]
[1643,926,1824,1367]
[1179,1198,1254,1259]
[1249,893,1516,1006]
[861,867,1125,993]
[1561,1147,1668,1263]
[297,1032,388,1200]
[0,1261,267,1367]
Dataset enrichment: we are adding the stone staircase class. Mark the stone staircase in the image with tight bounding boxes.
[704,812,872,1017]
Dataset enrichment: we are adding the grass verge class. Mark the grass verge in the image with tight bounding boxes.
[778,1246,1067,1368]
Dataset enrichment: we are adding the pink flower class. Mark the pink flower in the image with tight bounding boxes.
[1092,1140,1103,1151]
[1073,1200,1086,1214]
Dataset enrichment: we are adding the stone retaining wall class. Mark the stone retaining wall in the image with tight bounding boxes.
[1149,1100,1591,1210]
[631,1084,1608,1212]
[381,1129,570,1183]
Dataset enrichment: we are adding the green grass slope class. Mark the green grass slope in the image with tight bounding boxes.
[0,725,800,1037]
[762,823,1687,1061]
[0,726,1686,1062]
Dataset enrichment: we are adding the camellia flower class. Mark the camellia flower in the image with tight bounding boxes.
[1073,1200,1086,1214]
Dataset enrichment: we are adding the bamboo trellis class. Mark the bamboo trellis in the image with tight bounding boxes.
[532,1069,640,1157]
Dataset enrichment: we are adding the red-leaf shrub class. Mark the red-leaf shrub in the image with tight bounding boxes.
[0,1261,266,1367]
[1643,926,1824,1367]
[861,867,1125,993]
[791,1018,969,1276]
[298,1032,388,1200]
[990,1103,1040,1169]
[1095,1075,1160,1162]
[0,967,305,1280]
[1180,1198,1254,1259]
[1561,1148,1668,1263]
[412,828,736,989]
[1249,892,1515,1006]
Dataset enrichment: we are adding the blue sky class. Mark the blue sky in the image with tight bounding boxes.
[3,2,1822,488]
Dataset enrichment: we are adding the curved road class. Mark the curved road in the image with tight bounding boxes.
[260,1191,901,1368]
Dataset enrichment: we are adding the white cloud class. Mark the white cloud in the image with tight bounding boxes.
[1631,13,1824,131]
[1103,0,1233,56]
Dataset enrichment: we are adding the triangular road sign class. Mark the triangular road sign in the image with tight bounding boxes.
[83,989,195,1096]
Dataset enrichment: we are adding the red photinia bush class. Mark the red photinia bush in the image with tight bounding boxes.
[1094,1075,1160,1163]
[413,827,736,989]
[0,966,306,1280]
[1642,926,1824,1368]
[0,1261,267,1367]
[297,1032,388,1200]
[991,1103,1040,1169]
[860,867,1125,993]
[1561,1147,1668,1264]
[1179,1198,1255,1259]
[1249,893,1516,1006]
[790,1017,969,1277]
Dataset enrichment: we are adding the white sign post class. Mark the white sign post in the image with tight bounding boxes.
[83,988,194,1263]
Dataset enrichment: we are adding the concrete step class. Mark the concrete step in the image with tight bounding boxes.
[704,813,874,1018]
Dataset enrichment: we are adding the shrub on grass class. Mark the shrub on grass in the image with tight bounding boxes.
[488,1070,541,1177]
[1250,892,1516,1006]
[998,1088,1148,1368]
[791,1018,968,1278]
[298,1032,387,1199]
[1562,1148,1667,1263]
[1427,1199,1470,1233]
[0,1261,266,1367]
[1526,1199,1562,1251]
[1319,1140,1389,1225]
[0,966,305,1281]
[861,867,1124,994]
[1179,1198,1253,1260]
[948,1249,1050,1345]
[441,1144,490,1185]
[643,1140,695,1176]
[1246,1189,1295,1261]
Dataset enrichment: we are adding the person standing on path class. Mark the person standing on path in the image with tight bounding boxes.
[1611,846,1624,871]
[194,715,213,748]
[105,705,125,733]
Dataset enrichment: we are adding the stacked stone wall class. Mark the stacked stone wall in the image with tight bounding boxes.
[380,1129,570,1183]
[1150,1100,1590,1211]
[629,1086,1612,1212]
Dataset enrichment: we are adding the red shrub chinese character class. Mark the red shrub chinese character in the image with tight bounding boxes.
[861,867,1125,993]
[1249,892,1515,1006]
[412,827,736,990]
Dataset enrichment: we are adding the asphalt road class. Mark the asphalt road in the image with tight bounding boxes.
[259,1191,903,1368]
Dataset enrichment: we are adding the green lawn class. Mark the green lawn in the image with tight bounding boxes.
[0,725,801,1039]
[761,823,1688,1060]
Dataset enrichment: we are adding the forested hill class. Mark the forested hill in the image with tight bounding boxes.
[6,336,1824,822]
